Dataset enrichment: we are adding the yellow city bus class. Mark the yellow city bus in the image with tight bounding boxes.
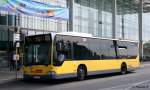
[23,32,140,80]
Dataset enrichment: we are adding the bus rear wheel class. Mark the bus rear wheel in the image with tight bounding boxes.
[121,64,127,75]
[77,66,86,80]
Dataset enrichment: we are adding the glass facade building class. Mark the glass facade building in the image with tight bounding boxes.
[0,0,68,42]
[73,0,139,40]
[0,0,147,44]
[1,0,150,67]
[116,0,139,40]
[19,0,68,36]
[74,0,113,38]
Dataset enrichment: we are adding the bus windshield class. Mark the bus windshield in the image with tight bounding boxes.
[24,35,51,66]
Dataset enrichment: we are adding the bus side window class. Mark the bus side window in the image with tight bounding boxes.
[101,54,105,59]
[99,39,109,60]
[118,47,127,59]
[65,41,72,59]
[56,40,64,52]
[55,35,72,60]
[117,41,128,59]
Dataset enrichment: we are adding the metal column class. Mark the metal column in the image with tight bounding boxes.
[112,0,117,39]
[68,0,74,32]
[121,14,125,39]
[139,0,143,61]
[98,0,103,37]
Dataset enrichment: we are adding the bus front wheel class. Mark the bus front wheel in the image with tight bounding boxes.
[77,66,86,80]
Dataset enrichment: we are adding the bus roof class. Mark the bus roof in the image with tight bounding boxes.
[57,32,93,37]
[26,32,138,43]
[55,32,138,43]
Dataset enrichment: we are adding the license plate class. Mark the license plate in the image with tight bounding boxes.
[33,76,40,79]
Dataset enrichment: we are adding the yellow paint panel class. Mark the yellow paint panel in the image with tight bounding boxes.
[24,59,140,76]
[53,59,140,75]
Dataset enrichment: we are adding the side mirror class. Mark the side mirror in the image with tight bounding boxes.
[54,53,65,66]
[57,54,65,62]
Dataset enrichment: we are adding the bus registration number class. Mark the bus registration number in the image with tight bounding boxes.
[33,76,40,79]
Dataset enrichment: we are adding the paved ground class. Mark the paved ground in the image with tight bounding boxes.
[0,62,150,90]
[0,68,22,84]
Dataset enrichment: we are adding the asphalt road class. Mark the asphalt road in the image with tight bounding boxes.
[0,63,150,90]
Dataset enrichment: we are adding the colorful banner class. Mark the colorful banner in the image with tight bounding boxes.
[0,0,69,20]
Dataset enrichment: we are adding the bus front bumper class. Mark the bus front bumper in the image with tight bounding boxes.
[23,72,56,80]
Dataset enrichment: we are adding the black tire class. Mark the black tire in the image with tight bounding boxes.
[77,66,86,80]
[23,78,31,82]
[121,64,127,75]
[23,75,32,81]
